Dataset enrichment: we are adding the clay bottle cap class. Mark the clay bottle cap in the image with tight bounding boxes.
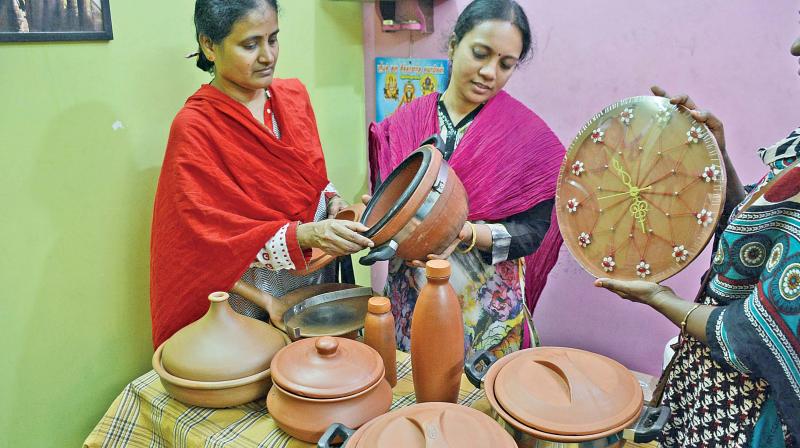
[425,259,451,278]
[368,296,391,314]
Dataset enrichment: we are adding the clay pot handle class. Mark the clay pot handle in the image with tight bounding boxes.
[230,280,277,315]
[315,336,339,357]
[464,350,497,389]
[624,405,670,443]
[317,423,355,448]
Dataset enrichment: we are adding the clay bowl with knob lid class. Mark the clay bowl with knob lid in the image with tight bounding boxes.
[318,402,518,448]
[152,291,289,408]
[266,336,392,442]
[465,347,670,448]
[359,142,468,265]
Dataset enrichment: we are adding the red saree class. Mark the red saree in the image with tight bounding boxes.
[150,79,328,348]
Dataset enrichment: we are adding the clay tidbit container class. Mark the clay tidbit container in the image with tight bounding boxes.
[318,402,517,447]
[266,336,392,442]
[153,292,289,407]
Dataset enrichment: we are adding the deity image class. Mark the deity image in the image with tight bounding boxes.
[420,74,437,95]
[397,81,416,107]
[383,72,399,100]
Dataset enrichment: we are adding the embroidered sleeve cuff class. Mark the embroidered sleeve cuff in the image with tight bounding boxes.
[255,222,297,271]
[323,182,339,200]
[285,221,310,270]
[486,223,512,264]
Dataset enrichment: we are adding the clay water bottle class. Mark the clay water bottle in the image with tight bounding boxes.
[410,259,464,403]
[364,296,397,387]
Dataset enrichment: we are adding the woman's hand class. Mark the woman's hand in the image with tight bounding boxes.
[361,194,372,206]
[407,221,473,268]
[650,85,726,152]
[594,277,674,306]
[326,195,349,219]
[297,220,374,257]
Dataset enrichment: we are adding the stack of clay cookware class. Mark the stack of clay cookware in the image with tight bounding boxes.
[466,347,669,448]
[317,402,517,447]
[267,336,393,443]
[152,292,289,408]
[359,143,468,265]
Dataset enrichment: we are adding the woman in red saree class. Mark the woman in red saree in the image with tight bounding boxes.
[149,0,372,348]
[369,0,565,359]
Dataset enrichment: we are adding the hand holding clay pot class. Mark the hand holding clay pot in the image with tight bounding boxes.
[297,219,374,257]
[407,220,472,268]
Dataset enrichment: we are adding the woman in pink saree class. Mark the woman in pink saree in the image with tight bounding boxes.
[368,0,565,359]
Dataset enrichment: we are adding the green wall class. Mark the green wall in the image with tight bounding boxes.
[0,1,366,446]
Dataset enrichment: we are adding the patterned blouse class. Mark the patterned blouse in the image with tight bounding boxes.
[658,127,800,447]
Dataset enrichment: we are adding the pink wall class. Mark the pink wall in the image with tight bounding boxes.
[363,0,800,375]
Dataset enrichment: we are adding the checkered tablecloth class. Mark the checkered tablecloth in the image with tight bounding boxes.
[84,351,491,448]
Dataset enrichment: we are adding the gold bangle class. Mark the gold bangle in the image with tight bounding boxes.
[458,222,477,253]
[680,304,701,334]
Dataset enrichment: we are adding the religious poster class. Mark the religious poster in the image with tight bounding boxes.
[375,57,448,122]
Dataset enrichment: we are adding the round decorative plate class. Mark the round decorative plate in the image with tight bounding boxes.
[556,96,726,282]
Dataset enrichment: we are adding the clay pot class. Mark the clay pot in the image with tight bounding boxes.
[465,347,669,448]
[267,336,392,442]
[359,145,468,265]
[153,292,290,407]
[318,402,517,447]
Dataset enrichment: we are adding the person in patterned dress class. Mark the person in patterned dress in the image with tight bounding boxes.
[595,33,800,448]
[367,0,565,360]
[149,0,372,348]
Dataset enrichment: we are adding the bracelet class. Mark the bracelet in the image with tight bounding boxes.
[680,304,701,334]
[458,222,478,253]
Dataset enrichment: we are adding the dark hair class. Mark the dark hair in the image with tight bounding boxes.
[451,0,533,63]
[193,0,279,72]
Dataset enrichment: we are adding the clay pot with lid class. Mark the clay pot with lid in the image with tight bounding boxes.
[465,347,669,448]
[267,336,392,442]
[359,143,468,265]
[318,402,517,448]
[152,292,289,408]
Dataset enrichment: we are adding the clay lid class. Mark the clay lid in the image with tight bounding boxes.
[368,296,391,314]
[161,292,288,382]
[353,402,516,447]
[270,336,384,399]
[492,347,642,436]
[425,259,450,278]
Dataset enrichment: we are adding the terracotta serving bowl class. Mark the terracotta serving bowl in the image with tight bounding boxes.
[359,145,468,265]
[152,291,290,407]
[465,347,669,448]
[266,336,392,442]
[318,402,518,447]
[152,340,286,408]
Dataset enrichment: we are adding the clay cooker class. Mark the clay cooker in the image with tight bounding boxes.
[359,144,468,265]
[318,402,517,447]
[267,336,392,443]
[152,292,289,408]
[465,347,669,448]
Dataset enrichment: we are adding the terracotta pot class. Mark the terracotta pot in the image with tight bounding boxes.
[290,204,365,276]
[359,145,468,265]
[267,336,392,442]
[152,292,289,408]
[465,347,669,448]
[318,402,517,448]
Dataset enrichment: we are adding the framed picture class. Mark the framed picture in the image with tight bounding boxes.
[0,0,112,42]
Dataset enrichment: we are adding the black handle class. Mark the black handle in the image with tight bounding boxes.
[359,240,397,266]
[624,405,670,443]
[419,133,445,150]
[317,422,355,448]
[464,350,497,389]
